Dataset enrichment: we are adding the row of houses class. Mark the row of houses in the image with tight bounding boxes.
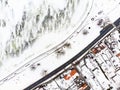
[34,27,120,90]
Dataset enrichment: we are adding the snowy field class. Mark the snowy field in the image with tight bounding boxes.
[0,0,120,90]
[0,0,93,79]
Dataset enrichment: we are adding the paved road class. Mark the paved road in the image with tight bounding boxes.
[0,0,95,85]
[24,18,120,90]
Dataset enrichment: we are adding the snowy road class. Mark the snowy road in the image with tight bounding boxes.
[24,23,115,90]
[0,0,120,90]
[0,0,94,89]
[0,0,93,80]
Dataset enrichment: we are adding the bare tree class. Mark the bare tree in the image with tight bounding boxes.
[55,48,65,58]
[41,70,48,76]
[63,42,71,48]
[30,65,36,71]
[82,30,89,35]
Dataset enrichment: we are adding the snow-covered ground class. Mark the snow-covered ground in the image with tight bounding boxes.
[34,25,120,90]
[0,0,120,90]
[0,0,93,79]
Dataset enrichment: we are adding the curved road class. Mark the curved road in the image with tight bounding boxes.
[24,18,120,90]
[0,0,94,85]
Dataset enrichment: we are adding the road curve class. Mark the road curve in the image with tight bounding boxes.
[0,0,94,85]
[24,18,120,90]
